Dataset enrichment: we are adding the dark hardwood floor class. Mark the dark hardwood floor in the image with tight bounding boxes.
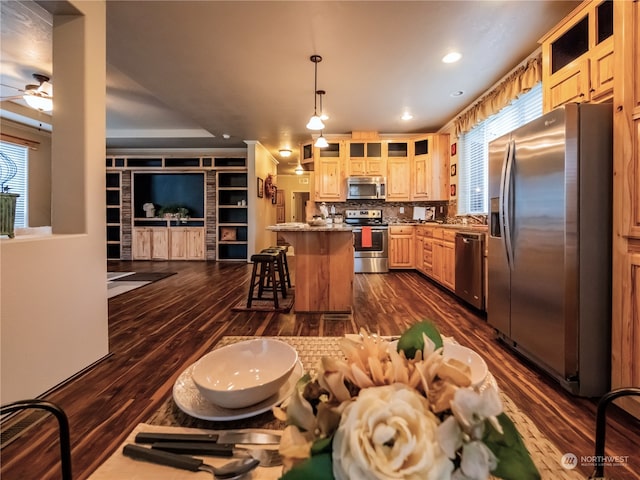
[1,260,639,479]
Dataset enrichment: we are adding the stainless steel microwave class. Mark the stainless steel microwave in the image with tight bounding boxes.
[347,176,386,200]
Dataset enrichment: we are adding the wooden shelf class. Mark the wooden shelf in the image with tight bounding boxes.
[217,170,248,261]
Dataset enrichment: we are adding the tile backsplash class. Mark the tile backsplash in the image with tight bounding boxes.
[311,200,487,225]
[311,200,449,222]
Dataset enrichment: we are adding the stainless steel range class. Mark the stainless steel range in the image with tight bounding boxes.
[345,209,389,273]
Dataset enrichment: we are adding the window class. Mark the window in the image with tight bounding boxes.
[459,83,543,214]
[0,141,28,228]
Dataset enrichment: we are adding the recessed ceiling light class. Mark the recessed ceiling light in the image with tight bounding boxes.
[222,133,230,139]
[442,52,462,64]
[401,112,413,121]
[450,90,464,97]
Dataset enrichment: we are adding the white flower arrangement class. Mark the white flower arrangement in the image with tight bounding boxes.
[274,322,540,480]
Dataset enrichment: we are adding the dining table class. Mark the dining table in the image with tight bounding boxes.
[88,335,583,480]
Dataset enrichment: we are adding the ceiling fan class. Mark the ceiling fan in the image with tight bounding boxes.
[0,73,53,112]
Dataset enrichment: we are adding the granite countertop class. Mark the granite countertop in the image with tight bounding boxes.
[388,222,488,233]
[267,223,354,232]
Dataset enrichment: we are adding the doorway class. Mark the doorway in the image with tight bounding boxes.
[292,191,309,222]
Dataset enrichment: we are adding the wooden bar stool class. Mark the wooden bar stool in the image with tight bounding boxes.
[247,252,285,308]
[261,246,291,289]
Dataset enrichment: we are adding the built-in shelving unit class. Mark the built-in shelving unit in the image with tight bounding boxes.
[130,171,206,260]
[106,156,214,170]
[105,171,121,260]
[106,153,247,262]
[216,156,248,261]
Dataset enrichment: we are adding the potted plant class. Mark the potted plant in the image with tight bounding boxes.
[157,205,189,221]
[0,152,19,238]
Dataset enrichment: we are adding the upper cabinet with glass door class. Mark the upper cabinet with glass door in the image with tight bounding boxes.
[410,134,449,202]
[386,140,411,201]
[348,141,385,176]
[314,141,346,201]
[347,131,386,176]
[540,0,614,112]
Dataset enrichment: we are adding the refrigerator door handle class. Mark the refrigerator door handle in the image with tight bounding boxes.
[498,140,512,268]
[503,140,515,269]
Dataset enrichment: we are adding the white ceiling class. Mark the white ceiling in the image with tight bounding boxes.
[0,1,580,173]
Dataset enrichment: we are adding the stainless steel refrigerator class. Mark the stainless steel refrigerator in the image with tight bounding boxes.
[488,103,612,397]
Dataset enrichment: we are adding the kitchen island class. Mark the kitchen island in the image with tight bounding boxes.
[266,224,354,313]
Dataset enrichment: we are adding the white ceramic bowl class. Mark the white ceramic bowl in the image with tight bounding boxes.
[192,339,299,409]
[442,343,488,387]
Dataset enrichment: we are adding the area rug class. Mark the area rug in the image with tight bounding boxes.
[107,272,177,299]
[110,272,176,282]
[231,288,295,312]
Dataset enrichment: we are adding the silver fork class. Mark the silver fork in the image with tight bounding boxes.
[150,442,283,467]
[235,446,283,467]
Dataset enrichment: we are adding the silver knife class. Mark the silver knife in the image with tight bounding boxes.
[135,431,282,445]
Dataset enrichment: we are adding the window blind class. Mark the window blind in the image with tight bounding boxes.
[459,83,542,215]
[0,141,28,228]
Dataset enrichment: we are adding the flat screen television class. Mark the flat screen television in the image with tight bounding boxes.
[133,172,205,218]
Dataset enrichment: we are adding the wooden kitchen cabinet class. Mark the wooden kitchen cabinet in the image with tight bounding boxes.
[412,138,432,201]
[414,226,425,273]
[133,227,169,260]
[348,141,385,176]
[431,228,455,291]
[611,0,640,418]
[442,237,456,291]
[133,226,204,260]
[314,142,346,201]
[423,229,434,276]
[540,0,614,112]
[389,225,414,269]
[386,157,411,201]
[414,225,434,275]
[170,227,205,260]
[386,141,411,201]
[300,142,314,166]
[411,134,449,201]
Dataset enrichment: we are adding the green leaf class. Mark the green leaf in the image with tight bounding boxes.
[279,453,334,480]
[310,436,333,455]
[397,320,443,359]
[484,413,541,480]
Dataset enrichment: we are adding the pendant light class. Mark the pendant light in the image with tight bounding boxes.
[295,161,304,175]
[315,134,329,148]
[314,90,328,148]
[306,55,325,130]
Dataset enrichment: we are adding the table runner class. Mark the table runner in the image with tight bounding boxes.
[121,336,583,479]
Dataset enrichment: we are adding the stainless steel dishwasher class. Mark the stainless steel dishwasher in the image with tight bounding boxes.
[455,232,485,310]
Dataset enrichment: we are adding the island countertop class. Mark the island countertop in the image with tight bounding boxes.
[267,224,354,313]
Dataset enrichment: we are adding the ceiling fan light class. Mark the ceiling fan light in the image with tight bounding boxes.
[315,134,329,148]
[306,115,325,130]
[39,81,53,96]
[23,92,53,112]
